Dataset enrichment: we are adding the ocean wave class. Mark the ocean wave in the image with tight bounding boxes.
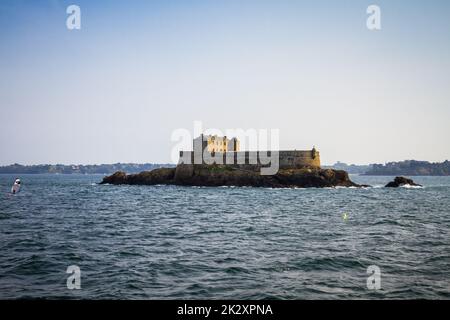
[401,184,424,189]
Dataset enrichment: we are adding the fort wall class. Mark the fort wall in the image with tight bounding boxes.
[178,150,321,169]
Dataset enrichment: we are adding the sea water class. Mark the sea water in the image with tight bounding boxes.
[0,174,449,299]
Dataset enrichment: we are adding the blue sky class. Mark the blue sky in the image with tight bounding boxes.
[1,0,449,165]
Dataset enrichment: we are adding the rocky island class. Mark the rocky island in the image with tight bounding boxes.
[101,164,364,188]
[99,135,431,188]
[101,135,369,188]
[385,176,422,188]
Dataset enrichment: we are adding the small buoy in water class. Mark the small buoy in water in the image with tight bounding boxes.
[343,212,348,221]
[11,178,21,194]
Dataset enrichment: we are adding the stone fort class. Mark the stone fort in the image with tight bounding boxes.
[179,135,321,169]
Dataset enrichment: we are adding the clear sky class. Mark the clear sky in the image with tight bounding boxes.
[1,0,449,165]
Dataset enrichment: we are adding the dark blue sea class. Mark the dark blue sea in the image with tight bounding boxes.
[0,174,449,299]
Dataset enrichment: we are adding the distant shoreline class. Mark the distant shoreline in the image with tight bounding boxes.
[326,160,449,176]
[1,160,449,176]
[0,163,176,175]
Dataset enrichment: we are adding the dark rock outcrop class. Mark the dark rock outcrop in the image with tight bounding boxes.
[101,165,366,188]
[385,176,422,188]
[101,168,175,185]
[101,171,128,184]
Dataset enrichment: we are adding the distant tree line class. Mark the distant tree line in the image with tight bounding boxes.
[363,160,450,176]
[2,160,449,176]
[324,160,450,176]
[322,162,372,174]
[0,163,175,174]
